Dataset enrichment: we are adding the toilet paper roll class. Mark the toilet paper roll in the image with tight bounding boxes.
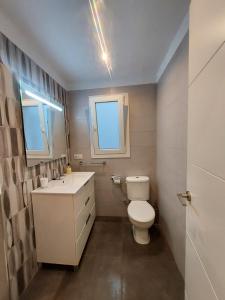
[113,177,121,184]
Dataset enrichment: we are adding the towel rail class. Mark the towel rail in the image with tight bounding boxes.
[79,160,106,166]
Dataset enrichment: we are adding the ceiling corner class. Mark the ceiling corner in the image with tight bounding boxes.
[0,9,68,90]
[156,13,189,83]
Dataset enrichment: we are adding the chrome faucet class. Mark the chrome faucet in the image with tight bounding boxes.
[52,168,61,180]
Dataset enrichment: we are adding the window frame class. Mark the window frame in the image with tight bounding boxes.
[89,93,130,158]
[22,99,52,158]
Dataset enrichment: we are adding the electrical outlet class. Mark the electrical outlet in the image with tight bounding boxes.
[74,153,83,160]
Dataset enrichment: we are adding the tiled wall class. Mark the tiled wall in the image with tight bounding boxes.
[68,84,157,217]
[156,35,188,277]
[0,63,67,299]
[0,191,9,300]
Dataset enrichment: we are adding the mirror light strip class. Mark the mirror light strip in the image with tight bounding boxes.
[24,90,63,112]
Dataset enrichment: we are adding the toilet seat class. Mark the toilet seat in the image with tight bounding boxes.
[128,201,155,223]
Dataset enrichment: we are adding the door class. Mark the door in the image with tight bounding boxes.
[185,1,225,299]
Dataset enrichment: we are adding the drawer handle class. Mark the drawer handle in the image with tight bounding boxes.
[84,180,89,186]
[85,196,90,206]
[86,213,91,225]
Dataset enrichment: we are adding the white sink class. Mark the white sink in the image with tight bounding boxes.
[32,172,95,195]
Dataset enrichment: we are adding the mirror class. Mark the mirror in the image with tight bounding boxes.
[20,86,67,167]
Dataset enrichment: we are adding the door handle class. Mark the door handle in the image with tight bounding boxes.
[177,191,191,206]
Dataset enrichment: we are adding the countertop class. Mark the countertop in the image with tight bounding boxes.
[31,172,95,195]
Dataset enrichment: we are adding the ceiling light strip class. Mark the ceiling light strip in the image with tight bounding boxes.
[89,0,112,76]
[89,0,105,54]
[92,0,108,53]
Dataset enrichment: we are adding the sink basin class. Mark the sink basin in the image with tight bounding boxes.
[32,172,95,195]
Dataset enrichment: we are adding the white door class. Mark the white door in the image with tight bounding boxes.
[185,1,225,299]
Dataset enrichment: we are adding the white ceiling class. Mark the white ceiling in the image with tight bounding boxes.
[0,0,189,90]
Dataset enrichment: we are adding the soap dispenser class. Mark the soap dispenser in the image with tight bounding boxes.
[66,163,72,174]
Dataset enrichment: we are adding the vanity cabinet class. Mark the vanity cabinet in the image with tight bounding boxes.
[32,172,95,266]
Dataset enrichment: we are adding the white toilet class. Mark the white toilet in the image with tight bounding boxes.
[126,176,155,245]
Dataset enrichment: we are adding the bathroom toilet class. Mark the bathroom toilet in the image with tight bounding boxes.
[126,176,155,245]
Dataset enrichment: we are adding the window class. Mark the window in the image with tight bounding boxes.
[89,93,130,158]
[22,99,51,157]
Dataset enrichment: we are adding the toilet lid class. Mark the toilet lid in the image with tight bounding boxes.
[128,201,155,222]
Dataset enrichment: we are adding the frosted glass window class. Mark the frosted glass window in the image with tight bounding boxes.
[22,106,44,151]
[89,93,130,158]
[95,101,120,149]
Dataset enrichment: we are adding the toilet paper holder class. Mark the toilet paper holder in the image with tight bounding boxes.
[177,191,192,206]
[111,175,122,184]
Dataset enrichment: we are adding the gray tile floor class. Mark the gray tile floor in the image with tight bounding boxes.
[21,219,184,300]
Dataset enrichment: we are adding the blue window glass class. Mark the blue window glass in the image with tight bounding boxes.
[22,106,44,151]
[95,101,120,149]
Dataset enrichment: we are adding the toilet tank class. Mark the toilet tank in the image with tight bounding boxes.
[126,176,149,201]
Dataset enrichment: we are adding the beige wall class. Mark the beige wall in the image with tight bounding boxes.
[156,35,188,277]
[68,84,157,217]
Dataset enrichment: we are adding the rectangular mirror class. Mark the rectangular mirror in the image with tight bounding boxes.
[20,86,67,167]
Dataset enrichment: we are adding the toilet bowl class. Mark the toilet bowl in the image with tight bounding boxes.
[126,176,155,245]
[128,201,155,244]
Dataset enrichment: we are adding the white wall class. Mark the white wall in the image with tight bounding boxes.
[156,35,188,277]
[0,10,67,89]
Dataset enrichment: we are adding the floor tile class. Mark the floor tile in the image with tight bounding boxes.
[21,219,184,300]
[84,220,124,257]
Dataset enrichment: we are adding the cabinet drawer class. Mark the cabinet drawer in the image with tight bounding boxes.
[74,176,94,216]
[75,193,95,239]
[76,204,95,264]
